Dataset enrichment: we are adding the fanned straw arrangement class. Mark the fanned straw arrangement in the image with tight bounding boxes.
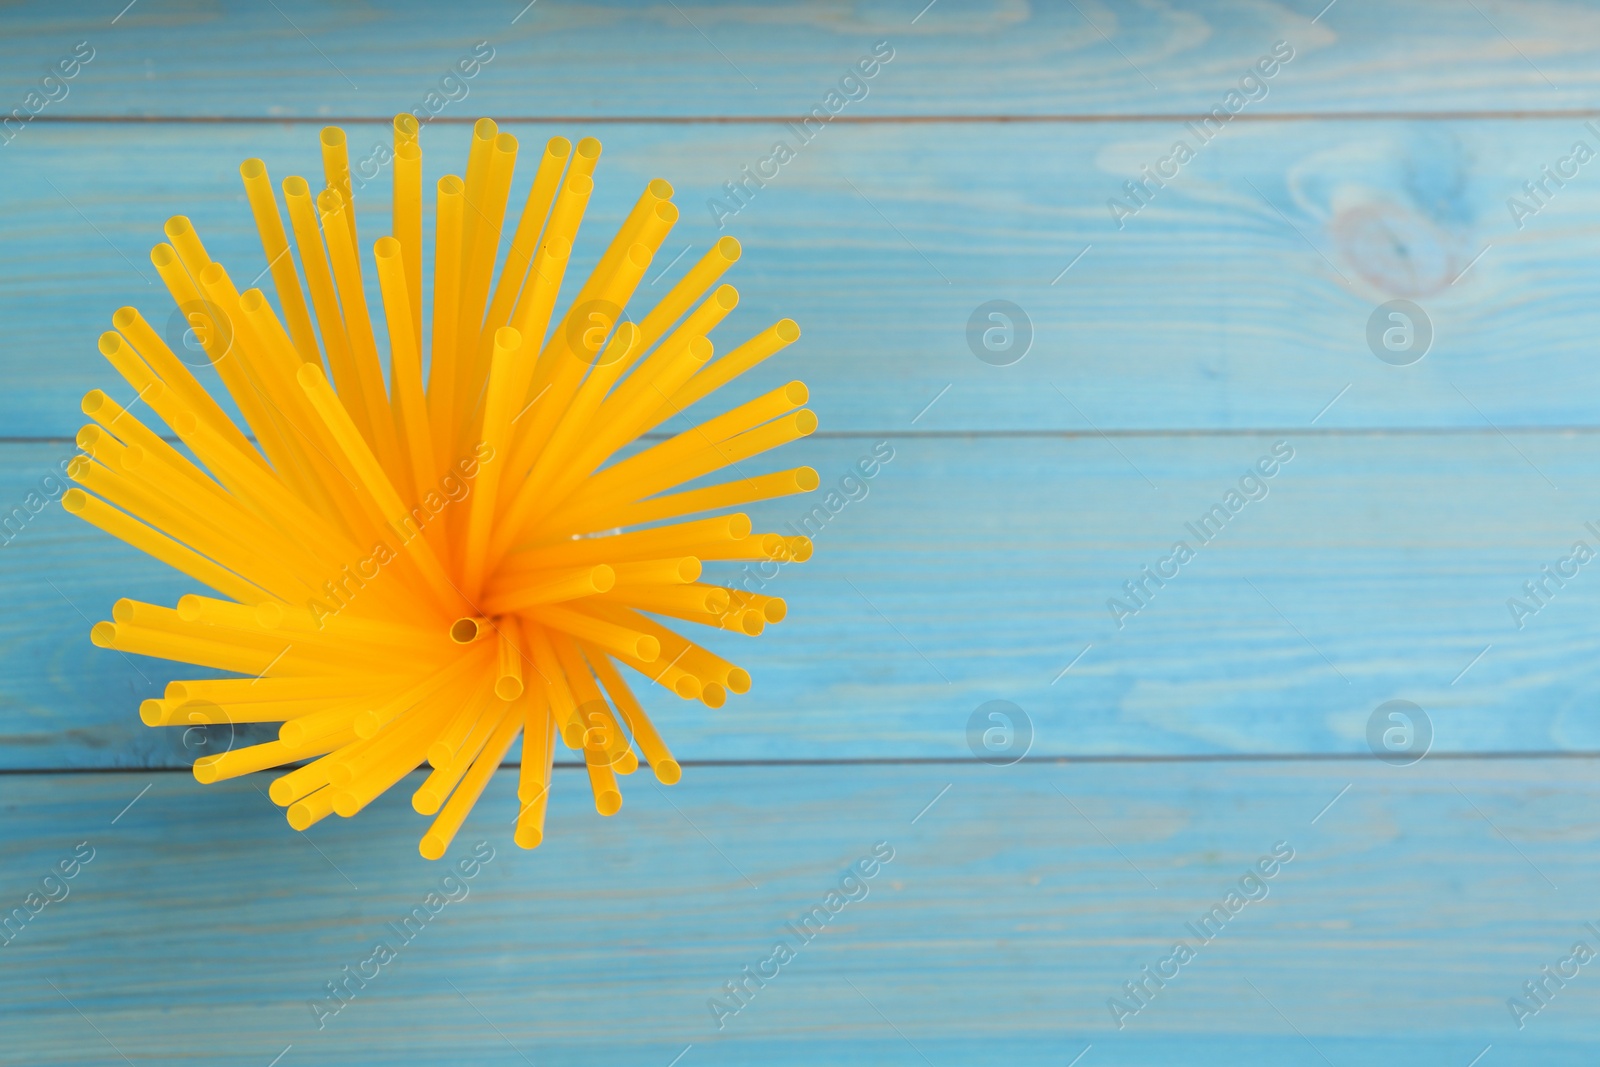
[69,116,817,858]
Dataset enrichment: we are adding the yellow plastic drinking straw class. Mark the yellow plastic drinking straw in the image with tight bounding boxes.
[586,647,680,784]
[635,236,742,351]
[320,126,358,251]
[420,700,522,859]
[392,115,423,348]
[297,362,464,617]
[494,172,595,474]
[495,615,525,701]
[514,688,555,848]
[282,176,373,445]
[414,695,503,816]
[111,306,252,454]
[426,174,465,475]
[149,244,278,470]
[538,382,809,533]
[232,288,384,545]
[240,158,321,364]
[68,119,820,858]
[481,564,615,616]
[163,215,211,275]
[454,132,519,419]
[484,136,570,339]
[317,188,405,480]
[192,265,325,506]
[457,119,498,288]
[655,318,803,429]
[374,236,437,508]
[459,326,523,598]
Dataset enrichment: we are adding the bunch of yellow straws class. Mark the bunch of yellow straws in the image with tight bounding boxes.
[67,116,817,858]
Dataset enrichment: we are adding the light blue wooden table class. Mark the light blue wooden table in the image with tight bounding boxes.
[4,1,1600,1063]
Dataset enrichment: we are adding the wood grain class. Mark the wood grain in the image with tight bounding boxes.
[8,431,1600,768]
[2,761,1596,1065]
[4,0,1600,119]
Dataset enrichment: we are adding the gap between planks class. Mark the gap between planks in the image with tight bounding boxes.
[5,751,1600,777]
[28,110,1600,124]
[12,426,1600,447]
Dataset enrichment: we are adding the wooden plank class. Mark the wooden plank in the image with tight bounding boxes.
[4,118,1600,438]
[8,430,1600,768]
[2,760,1595,1064]
[4,0,1600,119]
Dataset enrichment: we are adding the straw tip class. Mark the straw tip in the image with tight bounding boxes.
[728,668,753,694]
[295,361,325,389]
[89,619,114,646]
[97,331,122,357]
[138,699,165,727]
[797,467,820,491]
[495,676,524,701]
[268,780,294,806]
[654,759,683,786]
[595,790,622,817]
[239,158,266,180]
[592,564,616,593]
[320,126,346,146]
[62,488,89,515]
[419,834,448,860]
[192,757,221,785]
[636,636,661,663]
[287,804,314,831]
[514,823,544,849]
[776,318,800,342]
[796,409,819,435]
